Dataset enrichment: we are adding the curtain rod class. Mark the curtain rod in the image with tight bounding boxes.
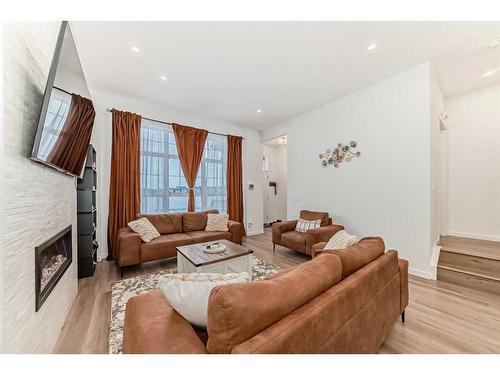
[53,85,72,96]
[105,108,244,140]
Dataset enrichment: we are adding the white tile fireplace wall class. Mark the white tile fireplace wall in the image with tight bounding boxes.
[2,22,78,353]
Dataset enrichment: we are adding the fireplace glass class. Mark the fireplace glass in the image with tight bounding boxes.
[35,225,72,311]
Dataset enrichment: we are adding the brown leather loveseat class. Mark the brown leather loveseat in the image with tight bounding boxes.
[272,210,344,257]
[116,209,245,269]
[123,237,409,354]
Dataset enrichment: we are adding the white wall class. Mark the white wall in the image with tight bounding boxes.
[2,22,78,353]
[443,84,500,241]
[430,76,445,249]
[262,144,287,224]
[89,88,264,258]
[0,22,5,354]
[263,63,434,278]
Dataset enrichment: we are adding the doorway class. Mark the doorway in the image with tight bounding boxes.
[262,135,287,229]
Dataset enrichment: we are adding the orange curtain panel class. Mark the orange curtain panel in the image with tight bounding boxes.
[46,94,95,176]
[172,123,208,212]
[107,109,142,259]
[227,135,245,231]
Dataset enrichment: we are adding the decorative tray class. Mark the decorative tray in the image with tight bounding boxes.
[202,242,226,254]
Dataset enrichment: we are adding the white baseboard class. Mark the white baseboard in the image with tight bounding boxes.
[409,267,433,280]
[246,229,264,237]
[443,231,500,242]
[429,241,441,280]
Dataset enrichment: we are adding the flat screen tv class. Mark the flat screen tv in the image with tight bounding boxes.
[31,21,95,178]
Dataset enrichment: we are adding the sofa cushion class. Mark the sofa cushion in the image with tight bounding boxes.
[206,253,343,353]
[294,218,321,233]
[138,213,182,234]
[281,231,306,251]
[185,230,232,243]
[128,217,161,243]
[123,289,207,354]
[322,237,385,278]
[206,213,229,232]
[300,210,330,227]
[324,230,358,249]
[182,210,219,232]
[141,233,193,263]
[158,272,249,328]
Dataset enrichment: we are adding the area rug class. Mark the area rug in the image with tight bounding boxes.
[109,254,281,354]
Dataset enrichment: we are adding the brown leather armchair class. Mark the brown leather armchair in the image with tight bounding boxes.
[272,210,344,257]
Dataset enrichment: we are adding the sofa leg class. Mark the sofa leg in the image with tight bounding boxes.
[120,267,124,279]
[401,310,405,324]
[273,244,276,253]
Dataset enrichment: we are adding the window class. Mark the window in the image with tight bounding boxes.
[140,119,227,214]
[38,88,72,160]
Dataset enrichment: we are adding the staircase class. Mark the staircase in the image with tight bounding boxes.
[437,235,500,295]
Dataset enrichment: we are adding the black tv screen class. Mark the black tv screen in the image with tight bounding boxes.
[31,21,95,177]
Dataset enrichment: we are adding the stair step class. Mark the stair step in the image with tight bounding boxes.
[438,263,500,283]
[439,235,500,261]
[437,267,500,296]
[438,251,500,282]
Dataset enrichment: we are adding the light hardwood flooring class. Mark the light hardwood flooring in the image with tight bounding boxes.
[53,230,500,354]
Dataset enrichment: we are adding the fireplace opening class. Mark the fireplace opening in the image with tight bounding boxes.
[35,225,72,311]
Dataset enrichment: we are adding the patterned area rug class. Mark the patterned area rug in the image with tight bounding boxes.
[109,254,281,354]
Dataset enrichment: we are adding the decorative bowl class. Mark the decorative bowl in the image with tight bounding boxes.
[202,242,226,254]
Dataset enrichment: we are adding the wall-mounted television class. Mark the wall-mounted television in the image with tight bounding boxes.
[31,21,95,178]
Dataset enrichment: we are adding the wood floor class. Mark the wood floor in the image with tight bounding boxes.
[53,230,500,354]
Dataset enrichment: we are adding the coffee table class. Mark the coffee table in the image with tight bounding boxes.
[176,239,253,276]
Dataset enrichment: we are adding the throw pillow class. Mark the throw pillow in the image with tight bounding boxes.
[295,218,321,233]
[205,213,229,232]
[324,230,358,249]
[158,272,249,328]
[128,217,161,243]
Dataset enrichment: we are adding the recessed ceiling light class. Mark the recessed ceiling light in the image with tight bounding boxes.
[277,136,287,145]
[256,109,262,113]
[367,43,377,51]
[160,75,167,81]
[481,68,499,78]
[131,46,141,53]
[484,39,500,51]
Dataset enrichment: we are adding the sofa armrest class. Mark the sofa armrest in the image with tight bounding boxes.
[398,258,409,314]
[123,289,207,354]
[228,220,244,244]
[305,224,344,253]
[272,220,298,245]
[116,227,142,267]
[310,241,328,258]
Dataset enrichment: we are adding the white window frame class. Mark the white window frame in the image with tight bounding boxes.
[140,120,227,214]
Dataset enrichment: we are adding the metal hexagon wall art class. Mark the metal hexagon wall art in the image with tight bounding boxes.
[319,141,361,168]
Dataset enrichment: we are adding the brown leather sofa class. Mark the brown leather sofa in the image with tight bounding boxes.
[272,210,344,257]
[123,237,409,354]
[116,210,245,269]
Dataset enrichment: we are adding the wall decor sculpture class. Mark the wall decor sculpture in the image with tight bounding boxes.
[319,141,361,168]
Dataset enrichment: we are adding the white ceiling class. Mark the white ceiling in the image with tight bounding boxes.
[71,21,500,130]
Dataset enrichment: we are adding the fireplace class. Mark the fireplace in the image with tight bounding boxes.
[35,225,72,311]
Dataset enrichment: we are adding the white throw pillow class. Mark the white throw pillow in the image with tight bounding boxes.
[205,213,229,232]
[324,230,359,250]
[295,218,321,233]
[128,217,160,242]
[158,272,249,328]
